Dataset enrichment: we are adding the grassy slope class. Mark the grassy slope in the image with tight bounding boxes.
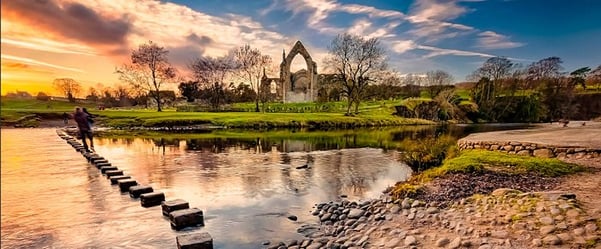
[391,149,583,197]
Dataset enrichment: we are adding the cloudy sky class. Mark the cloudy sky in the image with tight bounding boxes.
[1,0,600,95]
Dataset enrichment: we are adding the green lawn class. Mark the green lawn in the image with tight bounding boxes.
[0,98,97,121]
[1,97,433,128]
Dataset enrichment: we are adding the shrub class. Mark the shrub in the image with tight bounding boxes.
[399,135,458,171]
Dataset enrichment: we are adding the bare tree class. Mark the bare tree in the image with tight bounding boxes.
[86,87,99,102]
[527,56,563,81]
[52,78,81,102]
[325,33,387,115]
[113,84,132,106]
[231,44,272,112]
[401,73,424,98]
[425,70,453,98]
[116,41,176,111]
[189,55,235,109]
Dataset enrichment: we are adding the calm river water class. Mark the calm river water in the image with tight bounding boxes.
[0,124,529,249]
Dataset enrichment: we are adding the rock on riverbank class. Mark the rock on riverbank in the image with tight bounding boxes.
[264,189,599,249]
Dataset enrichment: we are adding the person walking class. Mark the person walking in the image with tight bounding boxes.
[73,107,94,152]
[62,112,69,125]
[82,107,95,129]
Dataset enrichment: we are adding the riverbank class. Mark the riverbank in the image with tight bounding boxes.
[264,124,601,249]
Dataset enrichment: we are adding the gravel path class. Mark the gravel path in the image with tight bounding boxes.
[461,122,601,148]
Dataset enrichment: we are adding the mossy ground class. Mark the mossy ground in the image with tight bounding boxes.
[391,150,584,199]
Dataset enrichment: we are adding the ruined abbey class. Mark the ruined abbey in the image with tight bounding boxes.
[261,41,320,103]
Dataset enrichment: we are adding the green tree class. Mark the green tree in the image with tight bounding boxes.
[570,67,591,90]
[178,81,201,102]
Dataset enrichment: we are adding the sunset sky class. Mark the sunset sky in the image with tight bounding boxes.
[1,0,600,96]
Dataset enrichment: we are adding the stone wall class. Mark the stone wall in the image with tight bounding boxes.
[457,139,601,159]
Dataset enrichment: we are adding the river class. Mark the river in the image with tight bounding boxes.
[0,124,529,248]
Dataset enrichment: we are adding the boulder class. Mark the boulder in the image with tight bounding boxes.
[347,208,365,219]
[533,149,553,158]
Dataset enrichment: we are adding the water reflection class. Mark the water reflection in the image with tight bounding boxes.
[1,124,530,248]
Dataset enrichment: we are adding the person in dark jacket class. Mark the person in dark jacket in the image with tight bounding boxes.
[82,107,95,128]
[73,107,94,152]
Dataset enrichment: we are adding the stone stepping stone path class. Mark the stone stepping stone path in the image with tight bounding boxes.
[56,129,212,249]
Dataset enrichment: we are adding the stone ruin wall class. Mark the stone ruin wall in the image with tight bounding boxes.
[457,139,601,159]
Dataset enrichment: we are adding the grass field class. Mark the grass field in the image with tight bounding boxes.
[1,98,97,120]
[1,98,433,128]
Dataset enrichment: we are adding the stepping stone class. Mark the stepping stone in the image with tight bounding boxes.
[100,166,118,174]
[162,199,190,216]
[93,159,109,165]
[90,157,105,163]
[86,155,101,161]
[176,232,213,249]
[140,192,165,207]
[118,179,138,192]
[109,175,131,185]
[129,185,153,198]
[170,208,204,230]
[105,170,124,178]
[96,162,111,168]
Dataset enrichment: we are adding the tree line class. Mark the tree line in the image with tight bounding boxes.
[47,35,601,118]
